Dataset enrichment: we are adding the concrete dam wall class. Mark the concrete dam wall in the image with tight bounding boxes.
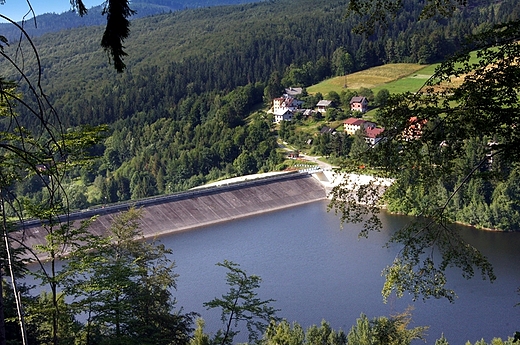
[15,172,327,254]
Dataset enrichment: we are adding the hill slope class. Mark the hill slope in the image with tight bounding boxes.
[0,0,263,41]
[307,63,428,94]
[2,0,519,207]
[6,0,517,129]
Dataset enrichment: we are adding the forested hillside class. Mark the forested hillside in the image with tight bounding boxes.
[3,0,520,211]
[0,0,263,41]
[12,0,519,128]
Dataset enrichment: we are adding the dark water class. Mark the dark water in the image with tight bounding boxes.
[160,200,520,345]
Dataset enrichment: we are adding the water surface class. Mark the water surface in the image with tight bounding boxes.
[161,200,520,344]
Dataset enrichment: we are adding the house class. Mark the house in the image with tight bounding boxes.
[403,116,427,141]
[270,96,303,122]
[364,126,385,145]
[319,126,337,135]
[316,100,333,113]
[272,97,298,113]
[287,151,300,159]
[343,117,384,144]
[302,109,315,119]
[343,117,376,136]
[273,108,294,123]
[292,99,304,108]
[350,96,369,113]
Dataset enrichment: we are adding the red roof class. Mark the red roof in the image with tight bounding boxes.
[408,116,427,125]
[344,117,366,126]
[365,126,385,138]
[403,117,427,140]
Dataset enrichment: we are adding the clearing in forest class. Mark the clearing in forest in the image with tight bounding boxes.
[307,63,435,95]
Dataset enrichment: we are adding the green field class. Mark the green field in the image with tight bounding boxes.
[307,63,435,95]
[305,62,452,95]
[307,51,483,96]
[372,64,438,94]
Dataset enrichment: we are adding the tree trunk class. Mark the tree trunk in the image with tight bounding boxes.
[0,268,6,345]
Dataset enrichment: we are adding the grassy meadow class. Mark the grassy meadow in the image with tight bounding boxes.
[372,64,439,93]
[307,63,434,95]
[307,51,483,96]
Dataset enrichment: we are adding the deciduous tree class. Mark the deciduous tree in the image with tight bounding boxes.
[346,311,426,345]
[203,260,280,345]
[330,3,520,303]
[0,17,105,343]
[265,319,347,345]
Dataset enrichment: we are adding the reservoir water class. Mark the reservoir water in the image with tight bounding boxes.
[159,200,520,345]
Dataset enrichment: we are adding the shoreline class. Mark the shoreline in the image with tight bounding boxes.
[16,172,328,259]
[152,197,327,240]
[28,198,328,263]
[379,210,517,233]
[321,170,518,233]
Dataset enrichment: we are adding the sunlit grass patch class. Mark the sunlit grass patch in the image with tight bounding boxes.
[308,63,427,94]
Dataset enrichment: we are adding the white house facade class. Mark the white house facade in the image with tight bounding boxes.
[273,109,294,123]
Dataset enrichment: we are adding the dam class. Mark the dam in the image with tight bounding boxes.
[14,171,327,254]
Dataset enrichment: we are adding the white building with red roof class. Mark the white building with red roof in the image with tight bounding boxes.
[344,117,384,144]
[344,117,376,136]
[270,96,303,122]
[364,126,385,145]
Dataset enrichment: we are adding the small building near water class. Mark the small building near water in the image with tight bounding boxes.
[287,151,300,159]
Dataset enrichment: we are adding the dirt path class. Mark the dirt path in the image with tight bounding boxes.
[297,152,333,171]
[279,140,334,171]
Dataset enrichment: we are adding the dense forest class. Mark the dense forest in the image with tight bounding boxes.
[3,0,520,218]
[0,0,263,41]
[381,136,520,231]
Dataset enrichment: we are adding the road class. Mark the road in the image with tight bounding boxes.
[297,152,333,170]
[279,140,334,171]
